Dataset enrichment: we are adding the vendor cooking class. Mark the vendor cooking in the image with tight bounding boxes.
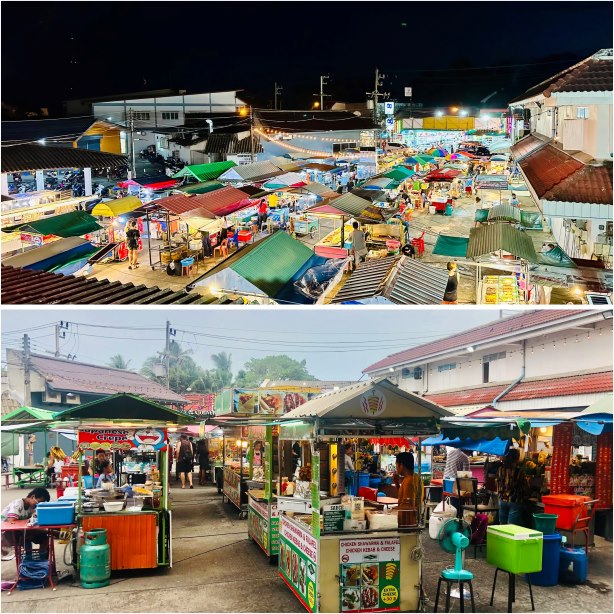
[394,452,423,511]
[95,460,117,489]
[90,449,108,477]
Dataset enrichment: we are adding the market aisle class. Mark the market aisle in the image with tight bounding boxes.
[1,483,299,613]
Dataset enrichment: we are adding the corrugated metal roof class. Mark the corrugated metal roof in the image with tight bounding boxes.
[362,177,399,189]
[510,134,549,161]
[327,192,372,217]
[487,204,522,222]
[2,237,89,268]
[467,224,538,262]
[302,162,337,172]
[386,258,449,305]
[189,186,252,218]
[173,161,237,182]
[152,193,206,215]
[351,188,386,202]
[1,265,213,305]
[218,160,283,182]
[17,210,102,237]
[230,231,314,297]
[332,256,398,303]
[302,182,337,197]
[179,181,224,195]
[204,133,238,155]
[234,135,264,155]
[1,143,128,173]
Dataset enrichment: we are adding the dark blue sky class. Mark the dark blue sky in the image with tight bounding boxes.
[2,1,612,112]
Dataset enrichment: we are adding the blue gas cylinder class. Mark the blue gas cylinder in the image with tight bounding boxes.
[559,547,588,584]
[80,529,111,588]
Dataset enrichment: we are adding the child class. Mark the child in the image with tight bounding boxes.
[1,487,51,560]
[95,460,116,489]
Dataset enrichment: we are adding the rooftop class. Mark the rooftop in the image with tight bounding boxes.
[255,110,377,133]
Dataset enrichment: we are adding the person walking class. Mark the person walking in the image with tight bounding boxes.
[443,447,470,479]
[442,261,459,304]
[496,449,528,525]
[197,439,210,486]
[175,434,194,489]
[125,219,140,270]
[257,199,268,231]
[350,221,368,270]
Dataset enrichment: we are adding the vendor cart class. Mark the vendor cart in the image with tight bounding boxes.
[222,425,249,518]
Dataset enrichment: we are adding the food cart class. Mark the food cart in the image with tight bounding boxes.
[275,378,451,613]
[53,393,193,572]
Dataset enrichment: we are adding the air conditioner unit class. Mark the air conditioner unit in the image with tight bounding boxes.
[414,367,423,380]
[42,389,62,403]
[65,393,81,405]
[586,293,612,305]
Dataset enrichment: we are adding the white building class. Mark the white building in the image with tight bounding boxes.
[509,49,613,266]
[363,310,613,413]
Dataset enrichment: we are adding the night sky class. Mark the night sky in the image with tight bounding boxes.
[2,1,612,114]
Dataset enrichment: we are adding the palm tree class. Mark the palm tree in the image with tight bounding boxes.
[211,351,233,389]
[107,354,131,370]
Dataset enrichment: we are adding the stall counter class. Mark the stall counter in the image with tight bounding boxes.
[278,514,421,613]
[248,493,280,557]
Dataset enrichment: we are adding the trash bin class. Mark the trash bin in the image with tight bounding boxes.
[527,533,562,586]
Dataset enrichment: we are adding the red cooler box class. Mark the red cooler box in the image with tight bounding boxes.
[541,494,591,530]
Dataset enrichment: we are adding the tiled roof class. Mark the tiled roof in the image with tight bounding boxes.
[332,256,398,303]
[510,134,549,161]
[518,144,583,198]
[1,265,212,305]
[509,50,613,103]
[424,370,613,407]
[1,143,128,173]
[235,135,264,154]
[541,163,613,205]
[363,310,586,373]
[8,349,188,404]
[152,193,207,216]
[467,224,538,262]
[187,186,251,218]
[204,133,238,155]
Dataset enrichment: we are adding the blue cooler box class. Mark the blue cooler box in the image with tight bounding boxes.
[37,501,75,526]
[559,547,588,584]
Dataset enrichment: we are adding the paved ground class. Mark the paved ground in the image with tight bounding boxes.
[2,484,612,612]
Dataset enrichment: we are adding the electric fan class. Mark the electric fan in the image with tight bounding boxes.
[437,518,473,582]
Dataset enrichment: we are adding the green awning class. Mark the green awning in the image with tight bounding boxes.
[433,235,469,258]
[467,225,538,262]
[173,161,237,182]
[442,418,531,441]
[18,211,102,237]
[520,210,543,230]
[384,168,415,181]
[537,245,576,268]
[2,406,58,422]
[180,181,225,195]
[475,209,489,223]
[91,197,142,217]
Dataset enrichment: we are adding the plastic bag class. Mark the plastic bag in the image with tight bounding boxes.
[433,498,457,517]
[294,259,346,299]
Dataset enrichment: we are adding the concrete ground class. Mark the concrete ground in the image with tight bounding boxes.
[2,484,612,613]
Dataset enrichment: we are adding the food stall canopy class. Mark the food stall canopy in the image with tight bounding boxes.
[440,418,531,441]
[182,216,225,234]
[91,197,143,217]
[280,378,452,437]
[172,161,237,182]
[467,225,538,262]
[433,235,469,258]
[194,266,267,297]
[180,181,225,195]
[519,210,543,230]
[421,434,510,456]
[362,177,400,190]
[575,394,613,435]
[487,204,521,223]
[263,172,307,189]
[319,192,372,217]
[384,168,415,181]
[17,210,102,237]
[2,406,58,423]
[2,237,90,269]
[537,244,577,268]
[475,175,509,191]
[53,393,194,426]
[405,155,434,165]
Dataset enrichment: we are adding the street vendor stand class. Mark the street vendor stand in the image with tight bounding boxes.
[53,393,193,572]
[222,425,249,518]
[274,378,452,613]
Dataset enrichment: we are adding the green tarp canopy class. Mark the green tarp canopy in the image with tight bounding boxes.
[384,168,415,181]
[442,418,531,441]
[433,235,469,258]
[180,181,225,195]
[15,211,102,237]
[520,210,543,230]
[537,245,577,268]
[173,161,237,182]
[406,155,434,166]
[475,209,489,223]
[1,434,20,456]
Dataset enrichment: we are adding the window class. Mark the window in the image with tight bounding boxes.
[483,362,490,384]
[162,112,179,121]
[482,351,505,383]
[132,112,150,121]
[159,138,169,149]
[483,351,506,363]
[401,368,412,379]
[576,107,589,119]
[437,363,457,373]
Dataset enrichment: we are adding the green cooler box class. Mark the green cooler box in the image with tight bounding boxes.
[487,524,543,574]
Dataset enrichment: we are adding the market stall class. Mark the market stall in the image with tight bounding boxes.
[275,378,452,613]
[222,425,249,518]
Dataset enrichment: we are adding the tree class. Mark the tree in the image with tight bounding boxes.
[107,354,131,370]
[211,352,233,388]
[235,355,316,388]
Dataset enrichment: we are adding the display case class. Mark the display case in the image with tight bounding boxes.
[223,426,249,517]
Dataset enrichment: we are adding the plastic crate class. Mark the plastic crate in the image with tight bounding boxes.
[541,495,591,531]
[36,502,75,526]
[487,524,543,574]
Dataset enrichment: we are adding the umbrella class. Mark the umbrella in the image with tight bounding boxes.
[447,153,470,160]
[428,148,448,157]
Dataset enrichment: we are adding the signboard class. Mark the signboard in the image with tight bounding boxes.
[20,233,43,246]
[223,466,242,509]
[360,389,387,417]
[248,496,280,556]
[404,87,413,98]
[474,175,509,190]
[280,516,318,612]
[233,388,259,413]
[259,390,285,414]
[232,388,310,414]
[384,102,395,115]
[385,118,395,128]
[78,428,167,451]
[339,537,401,612]
[322,503,345,532]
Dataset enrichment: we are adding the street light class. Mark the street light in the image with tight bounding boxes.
[238,107,248,117]
[460,109,468,117]
[450,106,459,113]
[436,110,444,117]
[312,101,321,109]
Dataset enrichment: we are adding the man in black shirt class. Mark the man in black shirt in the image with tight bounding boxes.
[443,261,459,304]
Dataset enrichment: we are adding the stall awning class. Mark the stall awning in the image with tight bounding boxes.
[387,258,450,305]
[421,434,510,456]
[332,256,398,303]
[91,197,143,217]
[172,161,237,182]
[441,418,531,441]
[433,235,469,258]
[263,172,307,189]
[190,186,253,218]
[325,192,373,217]
[362,177,400,190]
[18,211,102,237]
[152,194,208,216]
[467,225,538,262]
[487,204,521,223]
[182,216,225,233]
[2,236,90,269]
[180,181,225,195]
[384,168,415,181]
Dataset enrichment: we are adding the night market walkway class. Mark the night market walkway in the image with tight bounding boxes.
[1,484,612,612]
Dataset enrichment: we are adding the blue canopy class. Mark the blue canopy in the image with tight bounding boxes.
[422,434,510,456]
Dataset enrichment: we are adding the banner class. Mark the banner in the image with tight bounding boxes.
[223,466,242,508]
[248,496,280,556]
[78,427,167,451]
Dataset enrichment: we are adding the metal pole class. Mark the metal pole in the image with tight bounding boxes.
[165,320,171,390]
[129,108,136,179]
[320,76,324,110]
[55,325,60,357]
[146,207,153,269]
[250,106,255,162]
[23,334,31,407]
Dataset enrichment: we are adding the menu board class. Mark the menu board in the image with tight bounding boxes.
[323,504,345,533]
[481,275,520,305]
[595,433,612,509]
[550,423,573,494]
[279,516,318,612]
[339,537,401,612]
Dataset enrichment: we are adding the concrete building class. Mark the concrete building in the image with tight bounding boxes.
[509,49,613,266]
[363,310,613,414]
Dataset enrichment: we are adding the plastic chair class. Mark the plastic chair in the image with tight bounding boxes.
[410,231,425,257]
[227,232,239,250]
[570,499,599,554]
[181,257,195,277]
[213,239,228,258]
[358,486,378,502]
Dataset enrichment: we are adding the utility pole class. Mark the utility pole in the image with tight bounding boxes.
[23,334,31,407]
[55,325,60,358]
[320,75,330,110]
[274,83,283,110]
[366,69,389,175]
[249,106,255,162]
[165,320,171,390]
[128,108,136,179]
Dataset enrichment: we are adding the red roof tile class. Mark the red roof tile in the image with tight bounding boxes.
[510,134,549,160]
[541,164,613,205]
[510,52,613,104]
[518,144,583,198]
[363,310,586,373]
[425,371,613,407]
[191,186,252,217]
[153,193,207,216]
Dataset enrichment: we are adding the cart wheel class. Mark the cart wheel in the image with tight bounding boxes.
[239,511,247,520]
[268,555,278,566]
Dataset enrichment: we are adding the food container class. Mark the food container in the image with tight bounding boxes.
[102,500,125,513]
[125,497,145,512]
[487,524,543,574]
[541,495,591,531]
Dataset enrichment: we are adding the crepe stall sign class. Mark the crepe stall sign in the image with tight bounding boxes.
[360,390,386,417]
[234,389,259,413]
[259,391,284,415]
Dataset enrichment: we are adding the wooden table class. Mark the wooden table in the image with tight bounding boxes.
[1,519,76,594]
[377,496,398,510]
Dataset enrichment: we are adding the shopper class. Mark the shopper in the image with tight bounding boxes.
[175,434,194,489]
[197,439,210,486]
[257,199,268,231]
[350,221,368,270]
[443,447,470,479]
[344,443,355,472]
[125,219,140,270]
[510,193,519,207]
[442,262,459,304]
[394,452,423,511]
[1,487,51,560]
[496,448,528,525]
